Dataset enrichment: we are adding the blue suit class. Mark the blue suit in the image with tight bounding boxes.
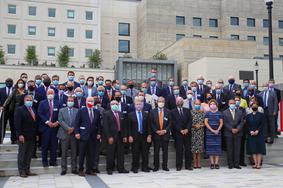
[74,97,86,109]
[147,86,162,97]
[82,86,97,98]
[162,85,173,98]
[63,81,80,89]
[36,85,58,100]
[38,99,60,165]
[128,102,152,113]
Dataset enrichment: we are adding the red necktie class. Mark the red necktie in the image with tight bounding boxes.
[114,112,120,131]
[28,107,36,121]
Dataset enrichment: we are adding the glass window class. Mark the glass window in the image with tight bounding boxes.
[8,24,16,34]
[28,6,36,16]
[118,40,130,53]
[119,23,130,36]
[48,27,55,37]
[279,38,283,46]
[231,35,239,40]
[8,5,16,14]
[193,35,202,38]
[279,55,283,59]
[176,34,185,41]
[47,47,55,56]
[209,19,218,27]
[28,26,36,35]
[230,17,239,26]
[85,11,93,20]
[193,17,202,27]
[209,36,218,39]
[263,19,269,28]
[176,16,185,25]
[263,37,269,45]
[67,29,75,38]
[48,8,56,17]
[85,49,93,57]
[67,10,75,19]
[247,18,255,27]
[279,20,283,29]
[247,36,256,41]
[85,30,93,39]
[68,48,74,57]
[7,44,16,54]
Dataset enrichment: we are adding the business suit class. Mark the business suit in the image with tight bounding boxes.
[38,99,60,166]
[171,107,193,169]
[103,110,128,172]
[180,85,191,99]
[36,85,58,100]
[224,84,242,99]
[126,88,139,100]
[74,97,86,109]
[82,86,97,98]
[74,107,101,173]
[14,105,37,174]
[223,108,244,167]
[166,94,181,110]
[162,85,173,98]
[128,110,151,171]
[57,107,79,172]
[147,86,162,97]
[121,94,133,106]
[213,91,229,112]
[97,94,109,109]
[150,107,171,170]
[197,84,210,97]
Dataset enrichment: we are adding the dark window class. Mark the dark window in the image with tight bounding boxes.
[209,19,218,27]
[85,30,93,39]
[279,20,283,29]
[263,19,269,28]
[48,8,56,17]
[7,44,16,54]
[85,49,93,57]
[8,5,16,14]
[68,48,74,57]
[8,24,16,34]
[119,23,130,36]
[279,55,283,59]
[239,71,254,80]
[247,36,256,41]
[119,40,130,53]
[279,38,283,46]
[230,17,239,26]
[193,35,202,38]
[67,29,75,38]
[176,16,185,25]
[176,34,185,41]
[231,35,239,40]
[209,36,218,39]
[193,17,202,27]
[28,6,36,16]
[28,26,36,35]
[48,27,55,37]
[86,11,93,20]
[263,37,269,45]
[67,10,75,19]
[247,18,255,27]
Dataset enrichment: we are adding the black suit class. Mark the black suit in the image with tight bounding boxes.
[128,111,151,171]
[103,110,127,172]
[166,94,181,110]
[150,108,171,169]
[121,95,133,106]
[213,91,229,112]
[180,85,191,99]
[171,107,192,169]
[197,84,210,97]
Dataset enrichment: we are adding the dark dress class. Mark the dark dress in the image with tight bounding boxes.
[205,111,223,156]
[246,112,266,155]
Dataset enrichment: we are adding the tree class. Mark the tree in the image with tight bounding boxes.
[152,52,168,60]
[57,45,70,67]
[25,46,38,65]
[0,48,5,64]
[88,49,102,68]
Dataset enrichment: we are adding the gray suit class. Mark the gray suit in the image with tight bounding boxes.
[223,108,244,167]
[57,107,79,172]
[259,89,278,142]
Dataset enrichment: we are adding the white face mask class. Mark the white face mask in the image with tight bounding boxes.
[187,94,193,99]
[47,94,54,100]
[18,83,24,88]
[158,102,165,109]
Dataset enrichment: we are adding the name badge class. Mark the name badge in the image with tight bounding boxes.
[34,99,38,103]
[54,108,58,111]
[164,117,168,121]
[81,106,86,108]
[80,127,86,130]
[222,102,226,104]
[123,111,127,114]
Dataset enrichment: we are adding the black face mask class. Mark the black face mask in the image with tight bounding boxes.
[67,86,74,91]
[94,100,99,106]
[206,97,212,101]
[6,81,13,88]
[248,90,254,96]
[128,85,134,89]
[43,80,51,87]
[28,86,35,91]
[252,107,258,112]
[115,97,121,102]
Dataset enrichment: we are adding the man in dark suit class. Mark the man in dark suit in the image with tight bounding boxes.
[0,78,14,143]
[128,98,152,173]
[150,97,171,171]
[223,99,244,169]
[213,84,229,111]
[74,97,101,176]
[97,86,109,109]
[120,85,133,106]
[269,80,281,136]
[196,75,210,97]
[224,76,242,99]
[190,81,204,102]
[63,71,80,89]
[36,77,58,100]
[171,97,193,171]
[103,100,129,175]
[147,77,162,97]
[15,95,37,177]
[166,86,181,110]
[180,78,191,99]
[38,89,60,167]
[162,77,175,98]
[74,87,86,109]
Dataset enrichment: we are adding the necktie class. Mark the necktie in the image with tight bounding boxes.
[7,88,10,96]
[170,86,172,95]
[123,96,126,103]
[151,87,154,95]
[159,110,163,130]
[107,90,112,101]
[189,100,192,109]
[231,110,235,120]
[49,100,53,121]
[131,89,133,98]
[179,108,183,117]
[217,94,220,102]
[28,107,36,121]
[114,112,120,131]
[264,90,268,107]
[138,111,143,134]
[230,85,233,92]
[78,99,81,108]
[89,109,93,124]
[68,108,72,119]
[200,86,203,93]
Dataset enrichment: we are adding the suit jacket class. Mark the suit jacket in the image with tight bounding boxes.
[197,84,210,97]
[128,110,151,139]
[74,107,101,141]
[74,97,86,109]
[171,107,192,135]
[0,87,13,106]
[150,107,171,140]
[126,88,139,99]
[121,95,133,105]
[147,86,162,97]
[224,84,242,99]
[259,89,278,113]
[213,91,229,111]
[166,94,181,110]
[14,105,37,140]
[180,85,191,99]
[97,94,109,109]
[57,107,78,140]
[162,85,173,98]
[103,110,127,140]
[82,86,97,98]
[38,99,60,133]
[223,108,244,137]
[36,85,58,100]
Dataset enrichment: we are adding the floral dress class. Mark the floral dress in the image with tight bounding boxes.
[191,110,205,153]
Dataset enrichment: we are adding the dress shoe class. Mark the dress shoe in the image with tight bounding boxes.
[78,171,85,177]
[133,170,138,173]
[210,164,215,169]
[147,167,153,171]
[11,141,17,144]
[142,169,150,173]
[215,164,220,169]
[185,167,193,171]
[72,170,78,174]
[61,171,67,176]
[176,167,182,171]
[234,166,242,169]
[43,164,49,168]
[107,171,113,175]
[49,163,58,166]
[240,163,247,167]
[32,155,38,159]
[153,168,159,172]
[86,171,96,176]
[228,166,233,169]
[162,167,169,171]
[19,172,28,178]
[93,169,100,173]
[26,171,37,176]
[118,169,129,174]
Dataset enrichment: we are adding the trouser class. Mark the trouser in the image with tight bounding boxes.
[86,138,101,170]
[18,138,35,173]
[61,135,77,172]
[226,136,242,167]
[41,128,58,165]
[240,133,247,165]
[153,137,169,169]
[264,109,276,142]
[106,133,125,171]
[79,139,96,172]
[132,134,149,171]
[175,134,192,169]
[0,111,16,143]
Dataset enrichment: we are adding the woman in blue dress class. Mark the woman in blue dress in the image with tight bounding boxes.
[204,99,223,169]
[246,103,266,169]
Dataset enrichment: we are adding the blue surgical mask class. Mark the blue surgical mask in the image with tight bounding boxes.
[98,91,104,96]
[68,76,75,81]
[76,92,83,98]
[141,88,147,93]
[53,80,59,86]
[216,89,222,94]
[191,87,197,92]
[115,85,120,90]
[197,79,204,85]
[79,79,85,85]
[98,80,104,85]
[243,82,249,88]
[235,101,241,107]
[35,79,42,85]
[182,81,188,86]
[111,105,119,111]
[173,90,179,95]
[229,104,236,110]
[25,101,33,108]
[150,81,156,87]
[67,101,74,108]
[121,90,126,95]
[194,104,201,110]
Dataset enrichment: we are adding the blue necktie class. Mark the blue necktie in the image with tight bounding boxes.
[189,101,192,109]
[138,111,143,134]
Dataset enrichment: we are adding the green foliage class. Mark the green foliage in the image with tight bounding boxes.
[25,46,38,65]
[57,45,70,67]
[0,48,5,64]
[88,49,103,68]
[152,52,168,60]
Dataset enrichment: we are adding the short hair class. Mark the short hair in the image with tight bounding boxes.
[208,99,218,106]
[52,75,59,79]
[20,73,28,77]
[67,71,75,75]
[86,76,94,81]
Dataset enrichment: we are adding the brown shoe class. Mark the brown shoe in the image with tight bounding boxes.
[26,171,37,176]
[19,172,28,178]
[86,171,96,176]
[78,171,85,177]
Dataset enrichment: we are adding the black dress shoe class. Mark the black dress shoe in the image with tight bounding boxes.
[72,170,78,174]
[61,171,67,175]
[78,171,85,177]
[86,171,97,176]
[107,171,113,175]
[240,163,247,167]
[176,167,182,171]
[93,169,100,173]
[153,168,159,172]
[43,164,49,168]
[19,172,28,178]
[228,166,233,169]
[118,169,129,174]
[147,167,153,171]
[234,166,242,169]
[133,170,138,173]
[210,164,215,169]
[215,164,220,169]
[142,169,150,172]
[49,163,58,166]
[185,167,193,171]
[162,167,169,171]
[26,171,37,176]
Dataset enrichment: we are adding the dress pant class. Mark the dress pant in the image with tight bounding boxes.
[60,134,77,172]
[264,108,276,142]
[132,133,149,171]
[79,138,96,172]
[41,128,58,165]
[226,135,242,167]
[86,138,101,170]
[0,110,16,143]
[18,138,35,173]
[240,124,248,165]
[106,132,125,172]
[175,133,192,169]
[153,136,169,169]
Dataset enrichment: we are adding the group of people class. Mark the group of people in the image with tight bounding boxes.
[0,69,281,178]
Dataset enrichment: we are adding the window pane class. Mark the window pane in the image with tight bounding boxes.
[67,29,75,38]
[263,19,269,28]
[28,6,36,16]
[176,34,185,41]
[279,38,283,46]
[230,17,239,26]
[209,36,218,39]
[247,18,255,27]
[279,55,283,59]
[85,49,93,57]
[48,8,56,17]
[119,40,130,53]
[279,20,283,29]
[193,35,202,38]
[67,10,75,18]
[8,5,16,14]
[28,26,36,35]
[8,24,16,34]
[247,36,256,41]
[119,23,130,36]
[231,35,239,40]
[176,16,185,25]
[209,19,218,27]
[7,44,16,54]
[193,17,202,27]
[68,48,74,57]
[48,47,55,56]
[48,27,55,36]
[85,11,93,20]
[85,30,93,39]
[263,37,269,45]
